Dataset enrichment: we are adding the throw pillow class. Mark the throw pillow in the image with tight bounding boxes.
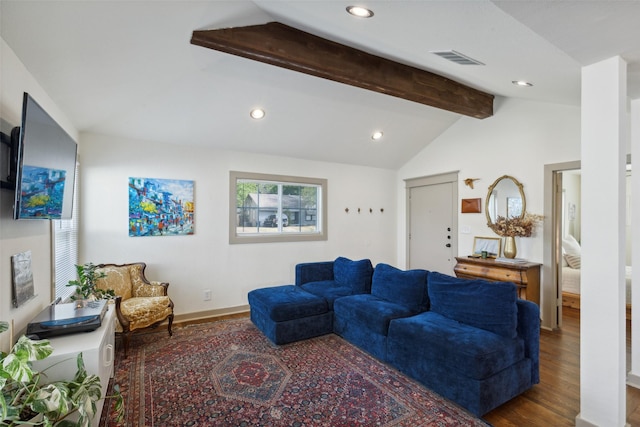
[371,263,429,313]
[562,234,581,257]
[333,257,374,293]
[428,271,518,339]
[565,253,581,269]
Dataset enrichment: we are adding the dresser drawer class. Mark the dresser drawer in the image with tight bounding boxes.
[455,263,522,283]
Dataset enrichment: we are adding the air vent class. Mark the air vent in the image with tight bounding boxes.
[431,50,484,66]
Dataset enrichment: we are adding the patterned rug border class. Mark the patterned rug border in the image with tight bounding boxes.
[100,318,491,427]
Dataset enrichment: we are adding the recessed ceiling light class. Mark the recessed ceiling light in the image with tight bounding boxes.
[250,108,265,119]
[371,131,383,141]
[512,80,533,87]
[346,6,374,18]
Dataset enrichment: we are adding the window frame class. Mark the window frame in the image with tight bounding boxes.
[229,171,327,244]
[52,161,79,302]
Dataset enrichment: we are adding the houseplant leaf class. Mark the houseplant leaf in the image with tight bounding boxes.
[2,336,52,383]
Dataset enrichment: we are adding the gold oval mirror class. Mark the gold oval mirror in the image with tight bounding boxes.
[485,175,526,226]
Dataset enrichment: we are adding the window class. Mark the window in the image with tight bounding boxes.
[52,163,79,302]
[230,171,327,244]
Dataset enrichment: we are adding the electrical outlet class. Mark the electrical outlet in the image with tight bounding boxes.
[203,289,212,301]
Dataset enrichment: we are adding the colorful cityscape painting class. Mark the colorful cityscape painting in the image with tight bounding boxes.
[129,177,194,237]
[18,165,66,219]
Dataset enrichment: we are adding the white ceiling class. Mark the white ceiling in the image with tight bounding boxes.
[1,1,640,170]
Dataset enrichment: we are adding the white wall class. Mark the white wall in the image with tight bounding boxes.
[563,171,582,242]
[396,96,582,321]
[0,38,79,352]
[627,173,632,266]
[79,133,397,319]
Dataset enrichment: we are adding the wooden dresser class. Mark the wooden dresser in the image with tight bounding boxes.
[453,256,541,305]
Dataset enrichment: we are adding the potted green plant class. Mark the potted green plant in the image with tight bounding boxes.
[1,321,123,426]
[67,263,115,301]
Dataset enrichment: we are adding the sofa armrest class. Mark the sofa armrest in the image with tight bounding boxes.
[113,296,131,331]
[295,261,334,286]
[516,299,540,384]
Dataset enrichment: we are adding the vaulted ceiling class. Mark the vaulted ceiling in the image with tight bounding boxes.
[2,1,640,169]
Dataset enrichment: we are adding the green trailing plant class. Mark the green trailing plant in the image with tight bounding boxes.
[1,321,123,426]
[67,263,115,301]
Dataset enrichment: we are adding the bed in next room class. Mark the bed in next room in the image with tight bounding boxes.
[561,234,632,319]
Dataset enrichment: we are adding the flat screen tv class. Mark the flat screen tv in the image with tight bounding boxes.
[13,93,77,220]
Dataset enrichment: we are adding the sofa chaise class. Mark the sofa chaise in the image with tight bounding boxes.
[247,257,373,344]
[248,257,540,416]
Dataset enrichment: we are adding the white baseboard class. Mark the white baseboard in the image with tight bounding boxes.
[173,304,249,324]
[627,371,640,389]
[576,413,629,427]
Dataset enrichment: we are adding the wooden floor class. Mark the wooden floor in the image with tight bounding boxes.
[484,307,640,426]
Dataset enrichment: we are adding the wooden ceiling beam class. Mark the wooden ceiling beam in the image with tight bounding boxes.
[191,22,493,119]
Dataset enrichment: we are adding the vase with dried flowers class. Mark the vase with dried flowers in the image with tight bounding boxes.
[488,213,543,258]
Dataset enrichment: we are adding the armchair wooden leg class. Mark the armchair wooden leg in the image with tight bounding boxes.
[122,333,131,359]
[167,314,174,337]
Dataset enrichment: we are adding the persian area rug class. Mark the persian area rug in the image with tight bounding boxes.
[99,319,489,427]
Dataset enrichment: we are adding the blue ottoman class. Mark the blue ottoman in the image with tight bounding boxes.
[248,285,333,345]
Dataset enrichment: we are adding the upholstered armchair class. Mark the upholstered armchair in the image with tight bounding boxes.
[96,262,174,357]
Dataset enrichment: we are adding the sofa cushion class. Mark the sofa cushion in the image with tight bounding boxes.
[334,294,417,336]
[120,296,173,332]
[388,311,525,380]
[300,280,351,309]
[248,285,328,322]
[428,271,518,339]
[295,261,334,286]
[370,263,429,313]
[333,257,374,293]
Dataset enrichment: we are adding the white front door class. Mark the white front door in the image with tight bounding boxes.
[408,180,456,274]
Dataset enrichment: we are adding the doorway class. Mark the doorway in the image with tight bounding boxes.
[556,168,582,329]
[545,160,631,330]
[543,160,580,330]
[405,172,458,274]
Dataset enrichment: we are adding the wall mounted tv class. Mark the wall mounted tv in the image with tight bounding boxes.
[13,93,77,220]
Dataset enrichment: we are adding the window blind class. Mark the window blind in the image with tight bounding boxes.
[53,162,79,302]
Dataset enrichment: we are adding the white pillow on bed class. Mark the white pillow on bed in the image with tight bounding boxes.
[563,235,581,269]
[561,247,569,267]
[563,234,581,255]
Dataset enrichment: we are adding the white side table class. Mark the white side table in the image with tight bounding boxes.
[32,304,116,426]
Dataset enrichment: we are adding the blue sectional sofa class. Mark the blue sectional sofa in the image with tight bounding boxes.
[333,263,429,360]
[248,257,540,416]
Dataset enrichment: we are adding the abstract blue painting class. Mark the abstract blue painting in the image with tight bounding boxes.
[18,165,66,219]
[129,177,194,237]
